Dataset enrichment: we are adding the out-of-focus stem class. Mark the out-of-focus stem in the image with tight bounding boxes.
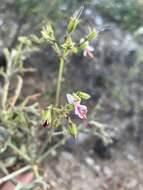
[0,162,18,186]
[37,138,65,163]
[0,165,31,185]
[9,143,31,162]
[10,75,23,107]
[1,55,12,110]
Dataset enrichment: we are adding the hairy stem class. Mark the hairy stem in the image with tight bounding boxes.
[9,143,31,162]
[55,57,65,106]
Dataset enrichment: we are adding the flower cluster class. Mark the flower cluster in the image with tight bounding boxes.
[41,91,90,138]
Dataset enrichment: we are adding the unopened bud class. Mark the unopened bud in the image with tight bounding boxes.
[76,91,91,100]
[68,119,77,138]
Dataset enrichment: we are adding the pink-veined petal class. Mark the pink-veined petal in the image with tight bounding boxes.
[74,102,87,119]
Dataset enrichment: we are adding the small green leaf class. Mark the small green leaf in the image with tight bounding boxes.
[30,34,43,44]
[18,36,31,46]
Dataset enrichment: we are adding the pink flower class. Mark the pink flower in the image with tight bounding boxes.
[83,45,94,59]
[66,93,88,119]
[74,102,87,119]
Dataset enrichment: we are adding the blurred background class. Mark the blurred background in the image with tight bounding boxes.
[0,0,143,189]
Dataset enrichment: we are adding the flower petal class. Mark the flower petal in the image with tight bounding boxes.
[88,45,94,52]
[83,45,94,58]
[74,102,87,119]
[66,93,76,104]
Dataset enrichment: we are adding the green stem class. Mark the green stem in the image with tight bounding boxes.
[55,57,65,107]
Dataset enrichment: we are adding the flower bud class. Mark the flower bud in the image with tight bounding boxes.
[68,119,77,138]
[76,91,91,100]
[41,24,55,44]
[85,28,98,41]
[67,6,83,33]
[41,106,52,127]
[67,18,79,33]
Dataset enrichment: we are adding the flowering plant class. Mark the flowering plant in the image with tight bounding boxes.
[0,7,101,189]
[41,7,97,138]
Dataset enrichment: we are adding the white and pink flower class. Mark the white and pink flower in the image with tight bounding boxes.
[66,93,87,119]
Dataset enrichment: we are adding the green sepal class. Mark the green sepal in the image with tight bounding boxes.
[62,36,75,50]
[66,103,74,112]
[79,40,88,50]
[72,93,81,102]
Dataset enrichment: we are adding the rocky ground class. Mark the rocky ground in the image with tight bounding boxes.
[43,134,143,190]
